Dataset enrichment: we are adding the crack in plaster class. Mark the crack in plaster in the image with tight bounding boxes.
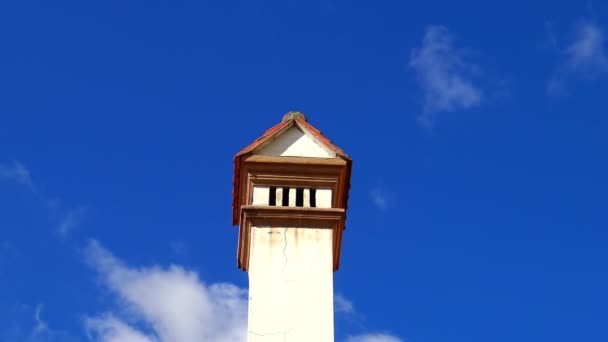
[282,227,289,276]
[249,324,295,342]
[248,330,287,341]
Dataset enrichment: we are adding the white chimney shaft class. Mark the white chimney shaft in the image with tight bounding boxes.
[247,225,335,341]
[232,113,352,342]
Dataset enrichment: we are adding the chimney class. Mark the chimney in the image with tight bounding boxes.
[232,112,352,341]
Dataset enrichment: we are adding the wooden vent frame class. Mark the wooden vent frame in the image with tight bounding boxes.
[235,155,350,271]
[237,206,345,272]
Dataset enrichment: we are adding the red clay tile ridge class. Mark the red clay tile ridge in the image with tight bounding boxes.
[282,111,307,122]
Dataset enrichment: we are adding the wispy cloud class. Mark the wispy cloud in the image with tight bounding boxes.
[0,303,79,342]
[334,292,402,342]
[169,240,189,257]
[370,186,391,211]
[0,240,19,275]
[346,334,404,342]
[0,160,88,237]
[565,22,608,72]
[32,304,49,336]
[335,293,355,314]
[0,161,34,188]
[544,21,559,50]
[548,20,608,95]
[58,206,88,237]
[410,26,483,126]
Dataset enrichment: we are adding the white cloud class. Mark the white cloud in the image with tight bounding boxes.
[84,240,404,342]
[548,21,608,95]
[0,161,33,188]
[347,333,404,342]
[410,26,483,126]
[84,240,248,342]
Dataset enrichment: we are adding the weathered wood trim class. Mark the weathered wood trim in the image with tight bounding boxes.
[235,155,349,272]
[244,155,347,166]
[237,206,345,272]
[240,159,346,214]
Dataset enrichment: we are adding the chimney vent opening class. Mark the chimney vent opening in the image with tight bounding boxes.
[282,187,289,206]
[295,188,304,207]
[269,187,277,206]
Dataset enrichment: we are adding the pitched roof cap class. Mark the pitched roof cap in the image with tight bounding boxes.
[282,111,307,123]
[232,112,352,226]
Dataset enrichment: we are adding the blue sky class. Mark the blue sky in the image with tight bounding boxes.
[2,0,608,341]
